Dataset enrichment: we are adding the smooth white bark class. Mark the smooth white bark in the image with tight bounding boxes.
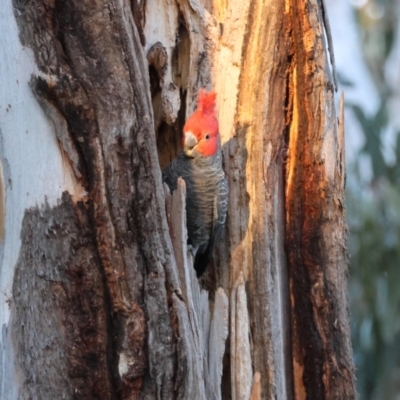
[0,2,84,396]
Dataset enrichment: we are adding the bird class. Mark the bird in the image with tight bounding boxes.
[163,89,228,277]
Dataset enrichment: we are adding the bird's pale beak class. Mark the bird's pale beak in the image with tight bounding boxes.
[183,131,198,157]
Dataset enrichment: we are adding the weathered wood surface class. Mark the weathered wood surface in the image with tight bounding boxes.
[230,272,252,400]
[219,0,292,396]
[148,0,294,397]
[0,0,355,398]
[10,0,192,397]
[165,179,229,400]
[285,0,355,397]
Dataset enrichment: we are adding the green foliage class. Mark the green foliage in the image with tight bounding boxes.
[346,1,400,398]
[348,180,400,399]
[349,102,388,179]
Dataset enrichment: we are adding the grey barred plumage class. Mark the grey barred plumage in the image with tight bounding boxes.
[162,145,228,276]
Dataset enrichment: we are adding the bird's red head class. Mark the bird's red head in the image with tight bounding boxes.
[182,90,219,157]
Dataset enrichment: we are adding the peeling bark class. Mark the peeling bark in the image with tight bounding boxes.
[12,194,116,399]
[285,1,355,398]
[12,0,181,397]
[1,0,355,398]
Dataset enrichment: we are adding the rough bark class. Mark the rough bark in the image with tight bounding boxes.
[286,0,355,396]
[12,0,183,397]
[12,194,116,399]
[0,0,355,399]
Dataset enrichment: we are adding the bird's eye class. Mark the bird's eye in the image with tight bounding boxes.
[205,134,210,140]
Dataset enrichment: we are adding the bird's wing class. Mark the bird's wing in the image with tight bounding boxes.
[212,176,228,245]
[194,176,228,277]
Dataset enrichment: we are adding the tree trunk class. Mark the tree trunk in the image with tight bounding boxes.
[0,0,355,399]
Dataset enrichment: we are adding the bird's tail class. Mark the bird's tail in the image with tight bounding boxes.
[194,248,212,277]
